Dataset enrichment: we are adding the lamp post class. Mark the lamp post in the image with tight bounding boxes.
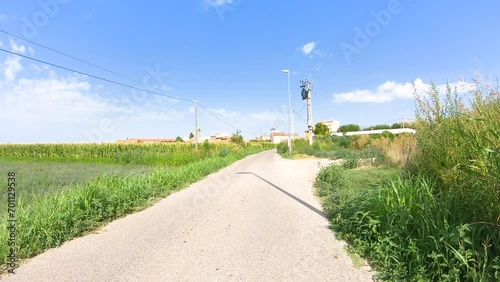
[282,69,292,155]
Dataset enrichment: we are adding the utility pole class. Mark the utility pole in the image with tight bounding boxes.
[281,69,292,155]
[301,80,313,145]
[195,101,199,151]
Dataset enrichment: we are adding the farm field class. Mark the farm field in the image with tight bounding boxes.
[0,160,154,216]
[0,142,274,270]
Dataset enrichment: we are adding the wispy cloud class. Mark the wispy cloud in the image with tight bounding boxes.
[1,40,28,80]
[203,0,235,7]
[301,41,316,56]
[333,79,474,103]
[202,0,241,20]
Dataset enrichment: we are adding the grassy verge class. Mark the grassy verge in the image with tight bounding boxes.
[0,161,153,215]
[311,78,500,281]
[317,165,500,281]
[0,146,267,271]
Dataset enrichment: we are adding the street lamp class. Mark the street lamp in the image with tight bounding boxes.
[282,69,292,155]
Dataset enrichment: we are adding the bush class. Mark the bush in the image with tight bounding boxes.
[276,141,289,155]
[315,164,351,215]
[338,124,361,133]
[413,79,500,223]
[332,135,351,148]
[364,124,391,130]
[342,155,359,169]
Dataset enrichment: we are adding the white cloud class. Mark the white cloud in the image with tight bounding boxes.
[9,39,26,54]
[301,42,316,56]
[0,45,183,124]
[2,56,23,81]
[333,79,474,103]
[203,0,234,7]
[1,77,111,121]
[0,40,29,80]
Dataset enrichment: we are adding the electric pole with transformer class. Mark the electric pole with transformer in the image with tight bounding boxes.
[300,79,313,145]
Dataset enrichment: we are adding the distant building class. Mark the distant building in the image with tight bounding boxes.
[260,134,271,141]
[270,129,299,144]
[210,132,231,143]
[116,138,175,144]
[317,120,340,133]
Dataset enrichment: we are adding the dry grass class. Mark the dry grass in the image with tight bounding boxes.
[371,133,416,167]
[352,135,371,150]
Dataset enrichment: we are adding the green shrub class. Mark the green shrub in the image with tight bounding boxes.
[364,124,391,130]
[339,124,361,133]
[315,164,351,216]
[380,130,395,140]
[333,136,352,148]
[276,141,289,155]
[330,176,500,281]
[413,80,500,224]
[342,156,359,169]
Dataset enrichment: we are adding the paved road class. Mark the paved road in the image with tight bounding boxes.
[6,150,373,281]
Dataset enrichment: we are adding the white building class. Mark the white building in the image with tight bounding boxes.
[317,120,340,133]
[331,128,416,136]
[270,131,300,144]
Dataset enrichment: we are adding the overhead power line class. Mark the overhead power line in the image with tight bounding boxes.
[0,29,146,88]
[293,110,307,124]
[0,47,193,103]
[295,102,307,114]
[0,47,249,134]
[197,104,240,132]
[0,29,248,134]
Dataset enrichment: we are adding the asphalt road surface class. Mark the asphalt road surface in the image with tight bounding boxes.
[5,150,374,281]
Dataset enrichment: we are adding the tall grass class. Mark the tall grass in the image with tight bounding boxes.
[413,79,500,225]
[0,161,154,216]
[325,176,500,281]
[315,78,500,281]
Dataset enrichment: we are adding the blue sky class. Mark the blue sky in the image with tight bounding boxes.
[0,0,499,142]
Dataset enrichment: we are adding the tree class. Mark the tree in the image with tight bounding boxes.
[175,136,183,142]
[365,124,391,130]
[391,122,403,129]
[230,130,244,145]
[189,132,194,139]
[338,124,361,133]
[313,122,330,136]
